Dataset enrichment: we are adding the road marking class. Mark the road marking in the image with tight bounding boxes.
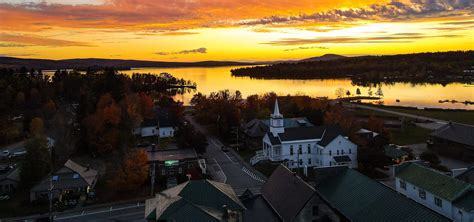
[213,158,227,183]
[107,211,144,219]
[54,205,144,220]
[242,167,265,183]
[224,152,237,164]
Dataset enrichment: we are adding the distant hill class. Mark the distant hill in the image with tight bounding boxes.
[300,54,346,62]
[0,57,256,70]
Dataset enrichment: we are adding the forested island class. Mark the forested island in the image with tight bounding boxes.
[231,51,474,84]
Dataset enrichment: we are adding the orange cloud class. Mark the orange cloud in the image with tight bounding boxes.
[0,33,94,47]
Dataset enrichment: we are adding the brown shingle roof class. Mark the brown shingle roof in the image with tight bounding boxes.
[261,164,315,222]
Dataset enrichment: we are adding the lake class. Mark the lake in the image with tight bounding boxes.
[120,66,474,110]
[45,66,473,110]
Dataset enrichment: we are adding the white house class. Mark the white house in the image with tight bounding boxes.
[251,99,358,169]
[395,162,473,222]
[133,109,177,138]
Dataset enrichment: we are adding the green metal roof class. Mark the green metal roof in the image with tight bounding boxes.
[179,180,245,211]
[384,145,407,159]
[316,168,450,222]
[158,199,221,222]
[396,163,472,201]
[454,191,474,212]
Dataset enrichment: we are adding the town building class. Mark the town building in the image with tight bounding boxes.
[0,164,20,194]
[258,164,339,222]
[456,167,474,185]
[384,144,409,164]
[133,108,178,138]
[30,159,98,202]
[251,99,357,169]
[309,166,450,221]
[428,122,474,161]
[395,162,473,221]
[145,179,245,221]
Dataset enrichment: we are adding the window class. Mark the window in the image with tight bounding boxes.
[299,159,303,165]
[161,169,165,176]
[434,197,442,207]
[329,151,332,156]
[312,205,319,216]
[73,174,79,179]
[342,150,345,154]
[290,147,294,155]
[419,189,426,200]
[308,158,312,165]
[307,144,311,154]
[178,167,182,174]
[400,181,406,190]
[52,175,59,181]
[330,162,332,166]
[349,149,352,154]
[298,145,302,154]
[337,150,339,155]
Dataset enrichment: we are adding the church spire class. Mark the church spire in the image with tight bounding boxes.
[272,99,283,118]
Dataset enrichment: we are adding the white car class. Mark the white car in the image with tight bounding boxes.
[0,194,10,201]
[1,150,10,157]
[10,150,27,158]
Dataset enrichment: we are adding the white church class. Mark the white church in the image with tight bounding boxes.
[250,99,358,169]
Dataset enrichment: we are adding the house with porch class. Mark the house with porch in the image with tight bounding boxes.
[0,164,20,194]
[251,99,358,169]
[30,159,98,202]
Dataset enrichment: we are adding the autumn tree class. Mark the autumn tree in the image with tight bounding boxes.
[30,117,45,136]
[83,94,122,155]
[20,136,51,187]
[356,88,361,96]
[139,92,154,119]
[107,149,149,191]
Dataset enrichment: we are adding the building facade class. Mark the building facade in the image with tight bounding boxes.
[252,99,358,169]
[395,163,473,222]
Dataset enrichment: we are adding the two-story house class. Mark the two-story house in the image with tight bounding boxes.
[251,99,358,169]
[395,162,473,222]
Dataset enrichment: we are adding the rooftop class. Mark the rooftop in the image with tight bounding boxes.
[146,148,197,162]
[261,164,315,222]
[145,180,245,221]
[384,145,408,159]
[395,162,472,201]
[430,122,474,147]
[315,167,450,222]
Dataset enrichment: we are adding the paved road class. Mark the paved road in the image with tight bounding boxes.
[185,114,264,195]
[4,201,146,222]
[408,143,472,169]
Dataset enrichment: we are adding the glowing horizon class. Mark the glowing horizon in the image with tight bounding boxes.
[0,0,473,62]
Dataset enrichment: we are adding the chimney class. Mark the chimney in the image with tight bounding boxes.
[151,143,156,152]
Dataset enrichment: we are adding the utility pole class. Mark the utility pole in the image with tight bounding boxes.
[150,162,156,196]
[49,143,54,221]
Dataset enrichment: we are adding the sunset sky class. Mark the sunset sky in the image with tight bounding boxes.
[0,0,473,62]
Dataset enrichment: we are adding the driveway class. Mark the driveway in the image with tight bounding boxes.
[408,143,472,169]
[184,114,264,195]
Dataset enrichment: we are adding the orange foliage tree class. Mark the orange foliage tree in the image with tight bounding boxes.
[84,94,122,155]
[139,92,154,119]
[108,149,149,191]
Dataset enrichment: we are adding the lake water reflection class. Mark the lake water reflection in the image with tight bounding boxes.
[120,66,471,109]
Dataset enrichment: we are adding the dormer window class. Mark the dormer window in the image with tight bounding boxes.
[73,173,79,179]
[52,175,59,181]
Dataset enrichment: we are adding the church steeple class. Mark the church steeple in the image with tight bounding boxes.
[270,99,284,136]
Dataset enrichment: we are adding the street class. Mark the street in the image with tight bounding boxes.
[185,114,265,195]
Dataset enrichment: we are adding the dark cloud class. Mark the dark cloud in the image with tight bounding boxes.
[265,33,464,45]
[283,46,329,51]
[0,42,29,47]
[156,47,207,55]
[240,0,473,25]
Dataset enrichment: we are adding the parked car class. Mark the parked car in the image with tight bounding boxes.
[10,150,27,158]
[0,194,10,201]
[2,150,10,157]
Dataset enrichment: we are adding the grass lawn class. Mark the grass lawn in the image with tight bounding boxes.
[390,123,433,145]
[382,107,474,125]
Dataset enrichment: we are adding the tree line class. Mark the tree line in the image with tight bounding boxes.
[231,51,474,84]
